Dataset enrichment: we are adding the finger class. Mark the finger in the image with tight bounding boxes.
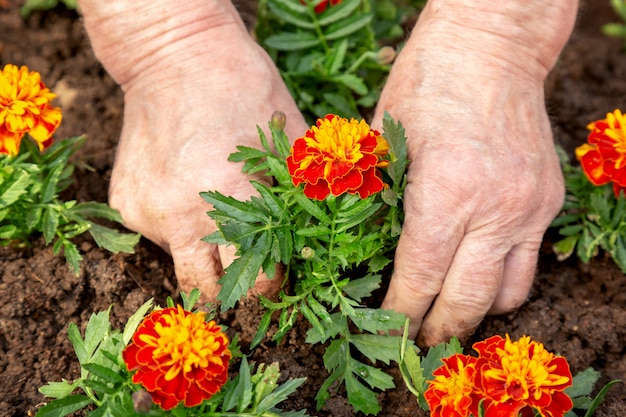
[416,233,508,347]
[171,238,225,301]
[489,241,540,314]
[381,188,465,339]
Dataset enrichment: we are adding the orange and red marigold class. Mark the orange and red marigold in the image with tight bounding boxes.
[576,108,626,197]
[287,114,389,200]
[0,64,62,156]
[123,305,231,411]
[425,335,573,417]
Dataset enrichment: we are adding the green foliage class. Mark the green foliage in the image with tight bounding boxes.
[551,145,626,271]
[564,367,622,417]
[20,0,77,17]
[203,113,410,414]
[37,294,309,417]
[255,0,423,122]
[602,0,626,48]
[0,136,140,274]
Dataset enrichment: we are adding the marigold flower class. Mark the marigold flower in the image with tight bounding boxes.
[425,353,480,417]
[287,114,389,200]
[473,334,573,417]
[123,306,231,410]
[576,109,626,197]
[0,64,62,156]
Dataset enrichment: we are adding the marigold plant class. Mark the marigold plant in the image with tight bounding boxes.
[0,64,62,156]
[122,305,231,410]
[575,108,626,198]
[287,114,389,200]
[424,353,479,417]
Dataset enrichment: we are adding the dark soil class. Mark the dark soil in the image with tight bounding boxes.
[0,1,625,416]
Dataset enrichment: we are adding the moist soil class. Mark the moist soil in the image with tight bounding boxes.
[0,1,625,416]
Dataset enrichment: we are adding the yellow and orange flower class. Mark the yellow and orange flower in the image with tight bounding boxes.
[287,114,389,200]
[576,109,626,197]
[424,353,480,417]
[0,64,62,156]
[123,306,231,411]
[474,335,573,417]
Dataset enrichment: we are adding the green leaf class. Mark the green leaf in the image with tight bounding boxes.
[42,207,60,244]
[82,362,126,384]
[251,181,288,220]
[122,299,153,345]
[87,222,140,253]
[335,201,381,233]
[72,202,124,223]
[218,232,272,310]
[0,224,17,239]
[201,191,269,223]
[342,274,382,301]
[317,0,362,26]
[344,372,381,415]
[583,380,622,417]
[334,74,368,95]
[326,38,348,74]
[0,169,30,208]
[353,362,395,390]
[67,322,88,364]
[565,367,600,398]
[34,394,93,417]
[349,308,405,334]
[62,240,82,275]
[264,32,321,51]
[269,0,315,29]
[84,309,112,361]
[293,191,332,223]
[383,112,409,186]
[223,356,252,412]
[325,13,373,40]
[251,310,273,349]
[255,377,307,412]
[350,334,403,365]
[38,380,80,399]
[41,163,64,203]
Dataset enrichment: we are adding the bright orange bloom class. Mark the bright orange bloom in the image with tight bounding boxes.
[576,109,626,197]
[474,335,573,417]
[123,306,231,410]
[0,64,62,156]
[425,353,480,417]
[287,114,389,200]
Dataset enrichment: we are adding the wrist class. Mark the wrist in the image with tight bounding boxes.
[77,0,247,86]
[410,0,578,82]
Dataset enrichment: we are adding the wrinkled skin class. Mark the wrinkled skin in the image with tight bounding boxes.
[78,0,307,299]
[78,0,578,344]
[372,0,577,345]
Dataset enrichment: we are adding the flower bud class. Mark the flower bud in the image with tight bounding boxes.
[377,46,396,65]
[300,246,315,259]
[132,389,153,414]
[271,110,287,131]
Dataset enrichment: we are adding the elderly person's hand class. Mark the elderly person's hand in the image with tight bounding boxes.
[78,0,307,298]
[373,0,578,345]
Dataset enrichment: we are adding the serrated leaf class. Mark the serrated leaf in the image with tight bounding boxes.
[42,206,59,244]
[251,181,288,220]
[201,191,269,223]
[87,222,140,253]
[293,191,332,223]
[0,169,30,208]
[565,367,600,398]
[82,362,126,384]
[264,32,321,51]
[62,239,82,274]
[335,201,381,233]
[326,38,348,74]
[84,309,111,359]
[251,310,273,349]
[72,202,124,223]
[67,322,88,364]
[350,334,403,365]
[41,163,64,203]
[353,362,395,390]
[345,372,381,415]
[383,112,409,185]
[342,274,382,301]
[38,380,80,399]
[349,308,405,334]
[218,232,271,310]
[34,394,93,417]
